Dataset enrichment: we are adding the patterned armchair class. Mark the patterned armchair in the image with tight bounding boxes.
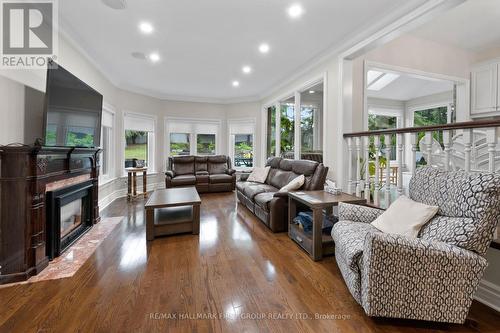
[331,167,500,324]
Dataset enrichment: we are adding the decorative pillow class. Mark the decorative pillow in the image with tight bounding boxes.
[247,166,270,183]
[371,196,439,238]
[279,174,305,192]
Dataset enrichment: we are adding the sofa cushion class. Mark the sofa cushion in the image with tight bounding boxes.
[171,175,196,186]
[332,221,380,303]
[236,181,257,193]
[208,156,228,174]
[209,174,233,184]
[243,184,277,200]
[195,156,208,172]
[267,168,297,189]
[171,156,195,175]
[254,192,276,211]
[196,172,209,184]
[409,167,500,256]
[279,174,305,192]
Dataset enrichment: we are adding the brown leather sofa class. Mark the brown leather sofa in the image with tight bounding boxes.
[165,155,236,193]
[236,157,328,232]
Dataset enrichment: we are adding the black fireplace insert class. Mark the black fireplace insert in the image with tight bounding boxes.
[46,181,94,259]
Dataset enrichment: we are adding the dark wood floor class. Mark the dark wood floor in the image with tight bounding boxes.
[1,192,499,333]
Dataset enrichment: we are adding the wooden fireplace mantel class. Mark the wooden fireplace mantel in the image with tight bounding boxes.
[0,144,101,284]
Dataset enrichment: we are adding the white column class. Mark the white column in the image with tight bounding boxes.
[355,137,362,197]
[425,132,433,166]
[275,103,281,157]
[463,129,472,172]
[397,133,403,196]
[443,130,452,171]
[294,91,301,160]
[487,128,498,173]
[410,133,418,175]
[364,136,371,201]
[374,136,381,206]
[347,137,354,194]
[384,134,391,207]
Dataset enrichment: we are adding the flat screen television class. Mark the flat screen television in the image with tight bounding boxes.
[43,61,103,148]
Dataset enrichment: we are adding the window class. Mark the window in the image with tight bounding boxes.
[234,134,254,168]
[300,84,323,162]
[124,113,155,171]
[368,112,398,161]
[169,133,190,156]
[413,106,448,166]
[100,108,114,182]
[266,106,276,158]
[196,134,216,155]
[280,99,295,158]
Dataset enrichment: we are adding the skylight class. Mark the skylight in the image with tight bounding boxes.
[367,71,400,91]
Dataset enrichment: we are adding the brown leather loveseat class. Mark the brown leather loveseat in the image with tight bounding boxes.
[236,157,328,232]
[166,155,236,193]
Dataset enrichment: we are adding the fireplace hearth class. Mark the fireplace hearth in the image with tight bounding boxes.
[46,181,94,259]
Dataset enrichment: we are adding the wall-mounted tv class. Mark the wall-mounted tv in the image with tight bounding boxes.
[43,61,103,148]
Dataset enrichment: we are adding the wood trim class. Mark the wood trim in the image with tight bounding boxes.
[343,119,500,138]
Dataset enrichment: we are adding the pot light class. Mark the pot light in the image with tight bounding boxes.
[139,22,154,34]
[232,80,240,87]
[287,4,304,18]
[242,66,252,74]
[149,52,160,63]
[309,90,315,94]
[259,43,270,54]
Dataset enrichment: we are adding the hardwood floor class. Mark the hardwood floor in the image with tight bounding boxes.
[0,192,499,332]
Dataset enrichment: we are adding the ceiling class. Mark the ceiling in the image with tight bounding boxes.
[367,72,454,101]
[412,0,500,52]
[59,0,428,102]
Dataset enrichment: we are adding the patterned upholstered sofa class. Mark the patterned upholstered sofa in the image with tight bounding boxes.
[331,167,500,324]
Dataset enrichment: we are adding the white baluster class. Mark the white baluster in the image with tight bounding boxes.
[356,137,362,197]
[486,128,498,173]
[410,133,418,175]
[397,133,403,196]
[425,132,433,166]
[374,136,381,206]
[463,129,472,172]
[347,137,354,194]
[364,136,371,201]
[443,130,452,171]
[384,134,391,207]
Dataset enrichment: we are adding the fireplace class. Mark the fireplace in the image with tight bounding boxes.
[46,180,94,259]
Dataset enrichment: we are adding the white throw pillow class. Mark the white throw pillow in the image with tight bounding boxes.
[371,196,439,238]
[279,175,305,192]
[247,166,271,183]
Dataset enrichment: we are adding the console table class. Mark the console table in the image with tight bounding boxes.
[288,191,366,261]
[125,167,147,200]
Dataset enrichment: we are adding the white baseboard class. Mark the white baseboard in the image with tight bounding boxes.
[98,181,164,212]
[475,279,500,312]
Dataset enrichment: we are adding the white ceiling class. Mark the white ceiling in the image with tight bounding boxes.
[412,0,500,52]
[59,0,428,102]
[367,73,454,101]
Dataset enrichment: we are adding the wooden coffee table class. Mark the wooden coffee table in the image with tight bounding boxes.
[145,187,201,241]
[288,191,366,261]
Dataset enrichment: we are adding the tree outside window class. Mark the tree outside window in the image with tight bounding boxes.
[234,134,253,168]
[197,134,216,155]
[125,130,148,167]
[170,133,190,156]
[414,106,448,166]
[280,104,295,155]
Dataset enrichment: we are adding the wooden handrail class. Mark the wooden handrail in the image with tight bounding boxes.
[343,119,500,138]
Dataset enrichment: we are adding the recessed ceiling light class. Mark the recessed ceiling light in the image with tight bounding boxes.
[139,22,154,34]
[309,90,315,94]
[232,80,240,87]
[287,4,304,18]
[149,52,160,63]
[242,66,252,74]
[259,43,270,54]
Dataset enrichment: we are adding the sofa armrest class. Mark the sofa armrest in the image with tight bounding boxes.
[361,232,487,323]
[273,191,289,198]
[227,168,236,175]
[338,202,384,223]
[239,173,250,181]
[165,170,175,178]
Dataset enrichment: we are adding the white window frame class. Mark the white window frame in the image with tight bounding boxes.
[228,118,256,171]
[99,103,115,185]
[367,106,404,163]
[123,112,156,175]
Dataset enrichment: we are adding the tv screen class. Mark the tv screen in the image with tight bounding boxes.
[43,61,103,148]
